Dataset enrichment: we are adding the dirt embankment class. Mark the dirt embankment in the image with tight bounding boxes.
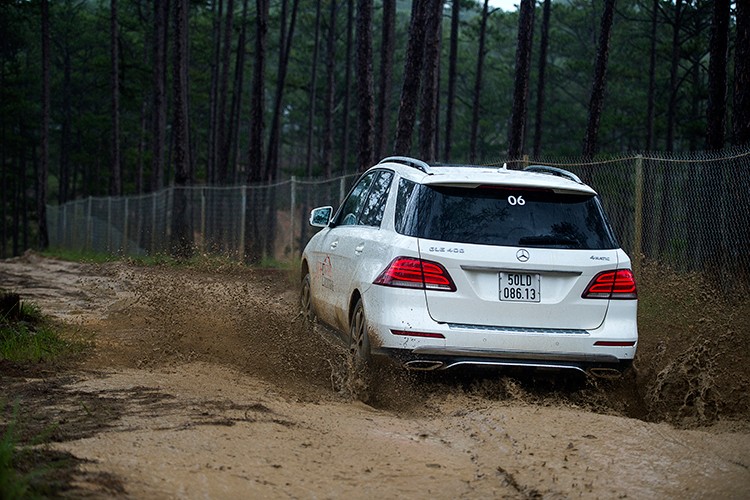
[1,253,749,498]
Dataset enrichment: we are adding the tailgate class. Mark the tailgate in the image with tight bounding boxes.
[419,241,619,330]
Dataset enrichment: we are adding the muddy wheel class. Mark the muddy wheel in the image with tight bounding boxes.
[350,298,371,368]
[300,273,315,323]
[348,298,373,401]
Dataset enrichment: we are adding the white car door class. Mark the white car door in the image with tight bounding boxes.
[321,170,394,333]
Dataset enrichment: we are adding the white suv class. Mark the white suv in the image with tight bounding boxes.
[300,157,637,378]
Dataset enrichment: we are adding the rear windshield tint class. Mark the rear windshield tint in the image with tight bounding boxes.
[396,182,617,250]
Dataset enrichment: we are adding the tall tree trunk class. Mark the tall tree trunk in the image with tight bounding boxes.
[228,0,250,182]
[151,0,169,192]
[730,0,750,285]
[419,0,442,162]
[137,33,149,194]
[532,0,551,158]
[582,0,616,160]
[659,0,683,254]
[216,0,235,183]
[394,0,429,156]
[734,0,750,146]
[355,0,374,171]
[642,0,659,259]
[645,0,658,150]
[110,0,122,196]
[264,0,300,261]
[306,0,323,177]
[340,0,354,174]
[375,0,395,160]
[705,0,730,150]
[171,0,193,258]
[665,0,683,152]
[469,0,490,163]
[444,0,460,161]
[508,0,536,161]
[322,0,337,178]
[59,47,72,203]
[38,0,50,250]
[248,0,268,183]
[0,86,5,257]
[703,0,730,283]
[207,0,223,185]
[265,0,301,182]
[245,0,268,263]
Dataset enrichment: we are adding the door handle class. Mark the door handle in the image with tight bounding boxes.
[330,240,338,249]
[355,243,365,254]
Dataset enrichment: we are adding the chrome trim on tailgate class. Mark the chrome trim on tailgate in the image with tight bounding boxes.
[448,323,589,335]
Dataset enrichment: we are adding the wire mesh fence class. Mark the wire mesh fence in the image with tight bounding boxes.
[47,175,358,262]
[48,148,750,287]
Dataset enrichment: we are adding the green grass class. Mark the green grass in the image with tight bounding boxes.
[42,247,118,264]
[1,292,84,497]
[1,302,66,364]
[1,292,85,363]
[0,403,38,499]
[1,406,29,499]
[1,402,68,499]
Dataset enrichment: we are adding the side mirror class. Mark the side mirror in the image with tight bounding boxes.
[309,206,333,227]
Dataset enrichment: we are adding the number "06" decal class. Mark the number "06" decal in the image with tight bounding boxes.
[507,195,526,206]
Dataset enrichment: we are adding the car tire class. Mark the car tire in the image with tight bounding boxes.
[350,298,371,367]
[300,273,315,323]
[348,298,373,401]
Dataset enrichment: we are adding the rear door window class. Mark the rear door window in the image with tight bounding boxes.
[359,171,394,227]
[399,185,617,250]
[334,170,393,227]
[334,172,376,226]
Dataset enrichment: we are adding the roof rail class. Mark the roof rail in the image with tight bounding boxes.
[524,165,583,184]
[378,156,434,174]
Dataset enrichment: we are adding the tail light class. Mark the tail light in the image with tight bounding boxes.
[582,269,637,299]
[374,257,456,292]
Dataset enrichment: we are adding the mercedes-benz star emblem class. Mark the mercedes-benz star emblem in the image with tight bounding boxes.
[516,249,530,262]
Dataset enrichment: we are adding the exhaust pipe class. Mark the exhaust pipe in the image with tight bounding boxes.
[588,367,622,379]
[404,360,444,371]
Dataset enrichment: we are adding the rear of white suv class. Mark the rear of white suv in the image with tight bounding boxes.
[301,157,637,378]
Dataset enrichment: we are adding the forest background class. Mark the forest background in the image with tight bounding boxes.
[0,0,748,259]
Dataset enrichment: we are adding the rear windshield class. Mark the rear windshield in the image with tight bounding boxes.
[396,181,617,250]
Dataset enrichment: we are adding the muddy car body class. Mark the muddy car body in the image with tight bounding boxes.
[300,157,638,378]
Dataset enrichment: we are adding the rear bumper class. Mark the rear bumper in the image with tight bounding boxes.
[377,345,632,376]
[362,286,637,376]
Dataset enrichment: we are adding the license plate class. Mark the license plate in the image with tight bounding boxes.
[499,272,540,302]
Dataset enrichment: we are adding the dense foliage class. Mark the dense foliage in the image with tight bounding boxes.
[0,0,744,256]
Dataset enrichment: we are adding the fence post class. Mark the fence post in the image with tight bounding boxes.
[200,188,206,253]
[61,202,67,249]
[151,193,157,255]
[123,197,129,255]
[290,177,296,257]
[87,197,93,252]
[633,154,644,277]
[239,185,247,260]
[107,197,112,254]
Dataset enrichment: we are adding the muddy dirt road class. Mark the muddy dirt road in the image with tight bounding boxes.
[1,254,749,498]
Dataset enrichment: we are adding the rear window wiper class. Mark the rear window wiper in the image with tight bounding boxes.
[518,235,580,248]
